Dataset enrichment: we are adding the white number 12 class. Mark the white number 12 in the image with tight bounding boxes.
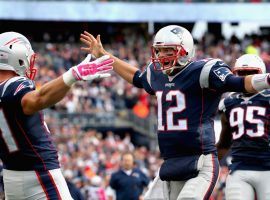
[156,90,187,131]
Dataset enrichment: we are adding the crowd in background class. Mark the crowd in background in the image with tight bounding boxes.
[0,29,270,199]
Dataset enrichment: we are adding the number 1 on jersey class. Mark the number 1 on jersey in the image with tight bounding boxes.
[0,109,18,152]
[156,90,187,131]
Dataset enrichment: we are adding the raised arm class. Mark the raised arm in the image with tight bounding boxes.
[21,55,113,115]
[80,31,139,84]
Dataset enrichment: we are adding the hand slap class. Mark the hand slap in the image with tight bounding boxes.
[63,54,114,86]
[76,55,114,81]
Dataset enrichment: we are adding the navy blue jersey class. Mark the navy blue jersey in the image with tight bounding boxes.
[110,168,149,200]
[137,59,234,159]
[219,90,270,171]
[0,77,59,171]
[219,90,270,170]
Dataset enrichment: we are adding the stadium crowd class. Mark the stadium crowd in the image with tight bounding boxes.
[0,28,270,199]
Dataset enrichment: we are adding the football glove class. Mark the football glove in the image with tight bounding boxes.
[63,54,113,86]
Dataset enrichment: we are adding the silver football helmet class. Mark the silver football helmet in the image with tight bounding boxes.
[0,32,37,80]
[233,54,266,76]
[151,25,195,72]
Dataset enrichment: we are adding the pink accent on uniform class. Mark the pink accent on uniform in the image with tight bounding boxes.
[73,58,114,80]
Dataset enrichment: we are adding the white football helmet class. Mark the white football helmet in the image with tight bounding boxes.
[0,32,37,80]
[233,54,266,76]
[151,25,194,71]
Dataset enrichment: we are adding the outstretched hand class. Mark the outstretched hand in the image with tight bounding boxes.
[63,54,114,86]
[73,54,113,81]
[80,31,107,58]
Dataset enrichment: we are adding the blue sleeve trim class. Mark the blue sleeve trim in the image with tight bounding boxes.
[133,70,143,88]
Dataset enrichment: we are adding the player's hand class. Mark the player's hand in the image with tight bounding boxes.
[80,31,107,58]
[63,54,113,86]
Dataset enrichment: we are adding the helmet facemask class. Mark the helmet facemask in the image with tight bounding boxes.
[24,53,37,80]
[151,45,188,73]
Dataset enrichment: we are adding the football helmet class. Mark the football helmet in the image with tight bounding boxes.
[151,25,194,72]
[0,32,37,80]
[233,54,266,76]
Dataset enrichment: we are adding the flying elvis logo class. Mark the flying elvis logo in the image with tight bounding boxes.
[170,27,184,46]
[213,67,232,81]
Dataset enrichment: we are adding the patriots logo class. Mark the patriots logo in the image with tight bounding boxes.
[213,67,232,81]
[171,27,184,45]
[132,172,140,178]
[171,27,183,35]
[14,80,34,96]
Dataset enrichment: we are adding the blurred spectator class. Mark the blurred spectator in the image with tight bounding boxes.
[104,174,116,200]
[82,175,106,200]
[110,153,149,200]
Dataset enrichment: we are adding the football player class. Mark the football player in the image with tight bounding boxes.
[80,25,270,200]
[0,31,113,199]
[217,54,270,200]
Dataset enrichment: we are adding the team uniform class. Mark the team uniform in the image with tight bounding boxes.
[133,58,243,200]
[219,90,270,200]
[0,77,72,200]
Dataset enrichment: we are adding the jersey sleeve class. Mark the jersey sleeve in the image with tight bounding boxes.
[1,77,36,105]
[200,59,245,92]
[133,64,155,95]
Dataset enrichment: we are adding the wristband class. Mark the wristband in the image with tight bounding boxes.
[62,69,76,87]
[251,73,270,91]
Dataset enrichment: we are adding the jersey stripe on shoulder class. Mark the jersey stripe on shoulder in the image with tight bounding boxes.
[1,77,26,97]
[199,59,222,88]
[146,64,152,89]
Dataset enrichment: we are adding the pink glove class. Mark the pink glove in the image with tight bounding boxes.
[63,54,113,86]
